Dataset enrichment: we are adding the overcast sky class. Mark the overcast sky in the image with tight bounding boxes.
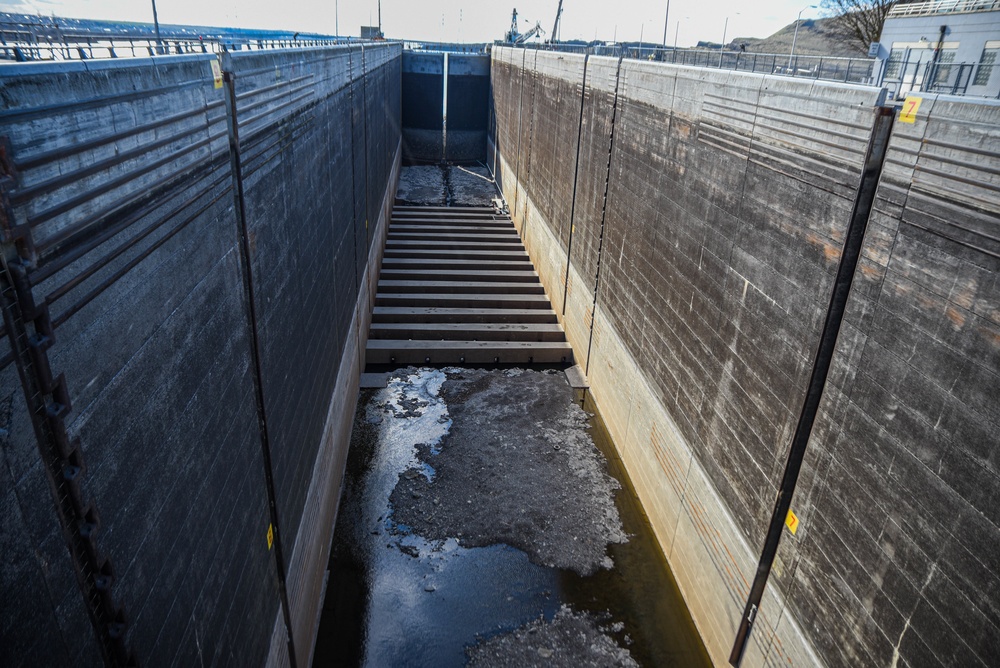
[0,0,827,47]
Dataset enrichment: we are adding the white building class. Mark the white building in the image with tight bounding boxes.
[877,0,1000,98]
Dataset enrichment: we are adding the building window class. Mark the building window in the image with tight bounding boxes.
[885,49,904,79]
[974,48,998,86]
[929,50,957,87]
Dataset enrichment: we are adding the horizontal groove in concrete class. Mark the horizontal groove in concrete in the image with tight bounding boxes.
[369,322,566,341]
[377,280,545,294]
[378,269,539,282]
[385,240,525,252]
[365,340,573,365]
[375,293,552,309]
[371,307,559,324]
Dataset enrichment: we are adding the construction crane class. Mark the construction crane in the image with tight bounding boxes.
[505,8,519,43]
[518,20,545,44]
[550,0,564,43]
[504,9,546,45]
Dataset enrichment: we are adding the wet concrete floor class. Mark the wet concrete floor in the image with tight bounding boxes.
[312,366,711,667]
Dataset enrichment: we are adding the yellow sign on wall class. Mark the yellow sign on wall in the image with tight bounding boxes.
[785,510,799,535]
[211,60,224,89]
[267,523,274,550]
[899,96,922,124]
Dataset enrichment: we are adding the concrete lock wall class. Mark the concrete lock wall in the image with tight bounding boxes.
[0,43,401,667]
[490,46,1000,668]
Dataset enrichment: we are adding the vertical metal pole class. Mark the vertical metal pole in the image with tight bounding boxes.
[562,53,590,316]
[442,52,449,162]
[728,105,895,667]
[222,67,299,668]
[151,0,162,53]
[662,0,670,47]
[719,17,728,67]
[584,54,625,376]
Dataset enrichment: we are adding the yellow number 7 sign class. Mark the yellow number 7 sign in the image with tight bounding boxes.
[899,96,922,124]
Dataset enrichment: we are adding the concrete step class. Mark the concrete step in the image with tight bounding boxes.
[394,205,497,215]
[375,293,553,309]
[380,258,535,271]
[385,240,524,252]
[366,340,573,365]
[369,322,565,341]
[382,249,529,260]
[391,217,512,228]
[393,209,505,216]
[372,307,558,324]
[378,280,545,294]
[379,269,539,282]
[389,225,519,235]
[387,232,521,243]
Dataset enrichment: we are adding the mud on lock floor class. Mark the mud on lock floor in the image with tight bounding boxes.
[395,165,497,207]
[312,367,711,668]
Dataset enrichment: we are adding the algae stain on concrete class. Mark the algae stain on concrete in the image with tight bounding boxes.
[313,367,710,667]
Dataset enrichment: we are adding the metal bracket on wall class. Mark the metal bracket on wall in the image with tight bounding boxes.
[0,136,137,667]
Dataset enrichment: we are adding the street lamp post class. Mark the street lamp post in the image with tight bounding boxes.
[151,0,162,53]
[788,5,818,71]
[720,14,738,67]
[662,0,670,48]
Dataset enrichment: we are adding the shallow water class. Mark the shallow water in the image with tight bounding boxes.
[312,370,710,667]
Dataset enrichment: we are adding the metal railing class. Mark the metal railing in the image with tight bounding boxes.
[0,22,353,63]
[887,0,1000,17]
[518,43,879,85]
[882,59,992,97]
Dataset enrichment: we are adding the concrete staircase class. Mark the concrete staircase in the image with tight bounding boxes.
[366,205,573,365]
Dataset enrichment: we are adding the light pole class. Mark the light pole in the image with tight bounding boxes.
[151,0,162,53]
[720,14,738,67]
[788,5,818,71]
[674,16,688,50]
[662,0,670,48]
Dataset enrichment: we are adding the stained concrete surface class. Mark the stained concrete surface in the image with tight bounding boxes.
[396,165,446,205]
[467,606,638,668]
[447,165,496,207]
[313,367,711,667]
[395,165,497,207]
[390,368,625,576]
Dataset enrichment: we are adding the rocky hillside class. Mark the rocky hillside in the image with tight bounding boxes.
[732,16,866,57]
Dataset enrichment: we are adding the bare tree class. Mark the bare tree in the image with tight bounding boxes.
[822,0,897,53]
